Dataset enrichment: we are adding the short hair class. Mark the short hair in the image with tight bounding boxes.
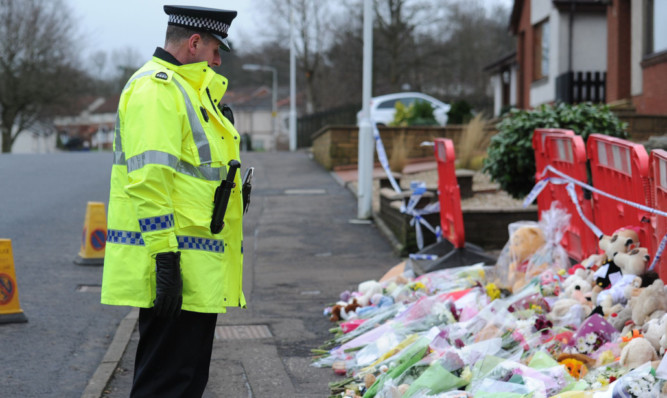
[165,25,213,46]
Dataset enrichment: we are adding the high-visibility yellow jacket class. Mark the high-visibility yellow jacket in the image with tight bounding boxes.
[101,49,245,313]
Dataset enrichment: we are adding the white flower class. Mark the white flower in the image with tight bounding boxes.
[576,337,589,353]
[585,332,598,345]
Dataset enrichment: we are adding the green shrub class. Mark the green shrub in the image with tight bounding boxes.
[482,102,628,199]
[390,100,437,127]
[447,100,473,124]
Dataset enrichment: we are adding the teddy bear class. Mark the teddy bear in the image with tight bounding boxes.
[594,228,641,290]
[600,227,640,263]
[641,313,667,353]
[355,280,383,307]
[329,299,361,322]
[614,247,650,277]
[609,304,634,333]
[506,225,546,293]
[561,273,593,299]
[631,279,667,327]
[619,336,658,369]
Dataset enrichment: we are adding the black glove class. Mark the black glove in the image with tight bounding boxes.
[153,251,182,318]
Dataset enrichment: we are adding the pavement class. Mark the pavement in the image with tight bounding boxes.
[84,150,401,398]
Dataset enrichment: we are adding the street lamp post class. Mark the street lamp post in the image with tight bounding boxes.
[242,64,278,150]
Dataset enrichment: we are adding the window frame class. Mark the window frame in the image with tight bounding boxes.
[533,18,550,81]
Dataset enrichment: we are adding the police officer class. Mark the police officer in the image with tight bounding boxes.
[101,5,245,397]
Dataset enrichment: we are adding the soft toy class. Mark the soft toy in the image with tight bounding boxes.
[355,280,383,307]
[613,247,650,277]
[561,274,593,299]
[641,313,667,353]
[609,304,633,333]
[619,337,658,369]
[329,299,362,322]
[594,228,640,289]
[507,225,546,293]
[599,227,640,262]
[550,299,591,322]
[595,274,638,316]
[631,279,667,327]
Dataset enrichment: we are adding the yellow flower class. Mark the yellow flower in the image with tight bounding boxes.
[460,366,473,383]
[559,358,588,379]
[485,283,501,301]
[597,350,615,366]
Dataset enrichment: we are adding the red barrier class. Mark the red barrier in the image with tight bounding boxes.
[533,129,575,215]
[543,134,598,260]
[650,150,667,281]
[434,138,465,248]
[587,134,652,253]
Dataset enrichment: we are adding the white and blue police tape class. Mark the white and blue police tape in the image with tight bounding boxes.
[409,253,439,261]
[649,233,667,271]
[371,122,441,250]
[372,122,402,193]
[526,165,667,270]
[409,201,442,250]
[542,165,667,218]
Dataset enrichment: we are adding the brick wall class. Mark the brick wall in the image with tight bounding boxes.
[617,113,667,142]
[312,125,496,170]
[634,55,667,115]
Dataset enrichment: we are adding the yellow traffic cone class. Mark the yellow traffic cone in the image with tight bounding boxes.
[0,239,28,324]
[74,202,107,266]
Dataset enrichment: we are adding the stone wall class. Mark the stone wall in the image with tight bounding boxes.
[312,125,497,170]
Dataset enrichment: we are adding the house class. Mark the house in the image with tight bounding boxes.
[10,96,117,153]
[55,95,119,150]
[224,86,292,151]
[487,0,667,121]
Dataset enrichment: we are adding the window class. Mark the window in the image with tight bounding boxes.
[647,0,667,55]
[533,19,549,80]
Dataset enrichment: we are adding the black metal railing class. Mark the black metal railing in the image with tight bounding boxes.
[297,103,360,148]
[556,71,606,104]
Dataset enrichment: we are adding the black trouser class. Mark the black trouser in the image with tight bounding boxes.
[130,308,218,398]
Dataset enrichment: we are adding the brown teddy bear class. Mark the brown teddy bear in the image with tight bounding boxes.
[506,225,546,293]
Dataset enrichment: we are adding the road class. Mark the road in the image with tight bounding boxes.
[0,152,128,397]
[0,150,401,397]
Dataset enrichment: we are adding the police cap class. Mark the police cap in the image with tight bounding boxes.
[164,5,237,52]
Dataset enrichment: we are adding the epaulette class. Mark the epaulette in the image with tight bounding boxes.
[151,69,174,84]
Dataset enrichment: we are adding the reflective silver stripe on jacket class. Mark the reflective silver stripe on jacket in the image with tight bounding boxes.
[113,68,219,179]
[171,78,213,165]
[126,150,225,181]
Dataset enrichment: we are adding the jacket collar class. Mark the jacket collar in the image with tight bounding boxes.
[152,47,219,95]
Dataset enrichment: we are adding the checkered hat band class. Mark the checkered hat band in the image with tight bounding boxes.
[168,14,230,35]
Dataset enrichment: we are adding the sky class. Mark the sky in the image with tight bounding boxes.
[69,0,263,61]
[68,0,513,64]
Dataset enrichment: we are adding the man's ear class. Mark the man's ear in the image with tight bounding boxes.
[187,33,203,55]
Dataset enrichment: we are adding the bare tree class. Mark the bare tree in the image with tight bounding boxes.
[0,0,84,153]
[258,0,336,113]
[373,0,435,93]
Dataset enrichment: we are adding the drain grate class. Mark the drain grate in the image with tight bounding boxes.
[215,325,272,340]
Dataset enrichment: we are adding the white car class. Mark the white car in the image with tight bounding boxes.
[357,92,451,126]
